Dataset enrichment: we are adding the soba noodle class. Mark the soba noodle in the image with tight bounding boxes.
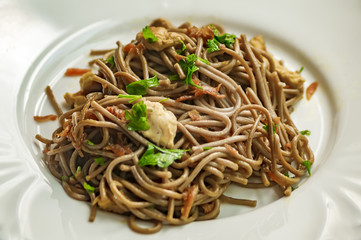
[36,18,314,234]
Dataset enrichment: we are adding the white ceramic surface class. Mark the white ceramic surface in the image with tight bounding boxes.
[1,0,361,239]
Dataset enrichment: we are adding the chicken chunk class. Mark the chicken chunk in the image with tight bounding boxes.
[275,62,305,89]
[79,72,102,94]
[250,35,305,89]
[249,35,267,51]
[64,92,87,108]
[97,193,126,215]
[141,101,177,149]
[136,26,184,52]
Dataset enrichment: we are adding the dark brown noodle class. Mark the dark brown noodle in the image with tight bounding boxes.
[36,18,314,234]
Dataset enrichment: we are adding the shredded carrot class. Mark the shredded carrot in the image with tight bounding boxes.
[106,106,126,122]
[306,82,319,100]
[181,185,198,219]
[124,43,145,55]
[267,171,283,186]
[285,142,292,149]
[176,95,194,102]
[186,25,214,41]
[104,144,132,157]
[33,114,57,122]
[64,68,91,76]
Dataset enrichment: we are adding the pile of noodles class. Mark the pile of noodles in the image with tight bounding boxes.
[36,18,314,234]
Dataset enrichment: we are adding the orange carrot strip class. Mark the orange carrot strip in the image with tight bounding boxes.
[306,82,319,100]
[64,68,91,76]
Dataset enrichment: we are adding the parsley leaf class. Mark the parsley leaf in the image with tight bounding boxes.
[125,101,150,131]
[215,33,236,47]
[300,130,311,136]
[105,55,115,67]
[177,40,186,54]
[142,26,158,43]
[61,176,69,181]
[87,140,95,146]
[94,157,104,165]
[169,74,180,81]
[302,160,313,176]
[198,57,209,64]
[207,38,220,53]
[83,182,95,194]
[118,94,142,103]
[263,123,277,134]
[178,54,202,89]
[138,142,189,168]
[126,75,159,95]
[207,25,236,53]
[284,171,290,177]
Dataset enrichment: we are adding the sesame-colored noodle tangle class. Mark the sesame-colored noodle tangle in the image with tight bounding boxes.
[36,18,314,234]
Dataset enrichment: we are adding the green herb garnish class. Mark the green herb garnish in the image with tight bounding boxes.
[138,142,189,168]
[117,94,142,103]
[263,123,277,134]
[178,54,202,89]
[284,171,289,177]
[61,176,69,181]
[94,157,104,166]
[75,166,81,175]
[126,75,159,95]
[159,98,170,103]
[83,182,95,194]
[87,140,95,146]
[203,147,213,150]
[177,40,187,54]
[300,130,311,136]
[301,160,313,176]
[207,38,221,53]
[142,26,158,43]
[198,57,209,64]
[207,25,236,53]
[299,66,304,73]
[105,55,115,67]
[169,74,180,81]
[291,186,297,191]
[125,101,150,131]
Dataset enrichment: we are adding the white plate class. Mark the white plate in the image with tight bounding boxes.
[1,0,361,239]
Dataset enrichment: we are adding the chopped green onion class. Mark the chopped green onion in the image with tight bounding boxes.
[203,147,213,150]
[87,140,95,146]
